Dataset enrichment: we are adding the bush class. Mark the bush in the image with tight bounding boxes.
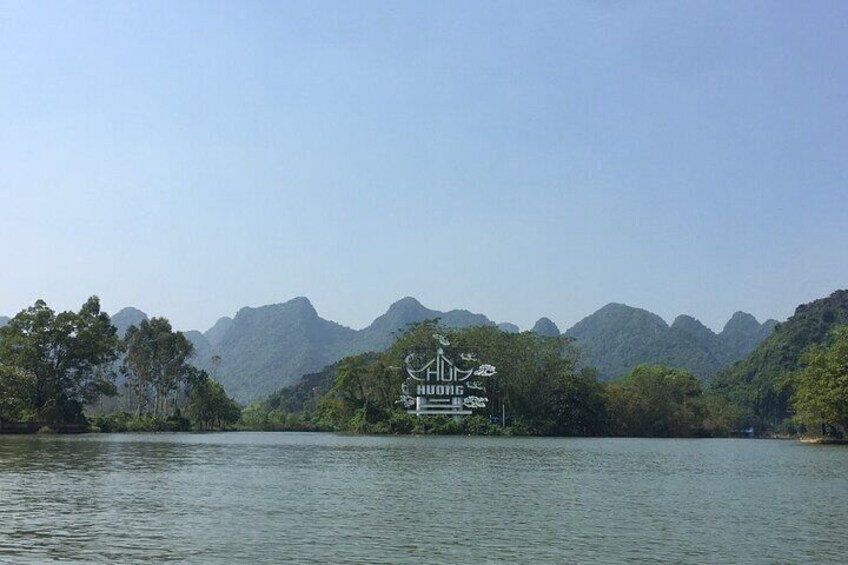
[90,412,191,433]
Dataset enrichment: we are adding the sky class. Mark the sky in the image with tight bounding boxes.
[1,1,847,333]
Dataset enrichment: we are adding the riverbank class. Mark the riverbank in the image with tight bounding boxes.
[800,437,848,445]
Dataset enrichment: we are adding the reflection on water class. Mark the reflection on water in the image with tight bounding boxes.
[1,433,847,564]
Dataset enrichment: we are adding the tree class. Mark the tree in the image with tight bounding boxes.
[186,370,241,430]
[792,325,848,435]
[0,365,35,422]
[123,318,195,418]
[0,297,121,424]
[313,322,608,436]
[607,365,704,437]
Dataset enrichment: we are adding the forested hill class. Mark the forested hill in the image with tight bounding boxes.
[711,289,848,427]
[565,303,776,382]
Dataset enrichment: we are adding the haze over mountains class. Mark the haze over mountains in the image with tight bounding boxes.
[86,297,777,402]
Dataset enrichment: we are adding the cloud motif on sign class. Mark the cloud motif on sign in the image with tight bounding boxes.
[460,352,478,362]
[463,396,488,409]
[474,364,497,377]
[397,394,416,408]
[433,333,450,346]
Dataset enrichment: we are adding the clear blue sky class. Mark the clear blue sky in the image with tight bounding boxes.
[1,1,846,333]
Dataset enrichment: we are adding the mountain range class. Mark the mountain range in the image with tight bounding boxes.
[138,298,776,401]
[565,303,776,382]
[1,297,776,402]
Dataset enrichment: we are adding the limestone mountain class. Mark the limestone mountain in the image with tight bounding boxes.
[531,317,560,337]
[183,330,215,368]
[109,307,149,338]
[719,311,778,360]
[348,297,495,355]
[565,303,774,382]
[211,297,358,402]
[102,297,502,402]
[203,316,233,347]
[497,322,520,333]
[0,316,9,328]
[97,296,776,403]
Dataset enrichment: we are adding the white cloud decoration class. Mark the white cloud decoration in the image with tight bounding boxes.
[474,364,497,377]
[463,396,488,409]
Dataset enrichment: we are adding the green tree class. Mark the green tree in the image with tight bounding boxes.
[792,325,848,435]
[186,370,241,430]
[608,365,704,437]
[123,318,195,418]
[0,297,120,424]
[313,322,607,436]
[0,365,35,422]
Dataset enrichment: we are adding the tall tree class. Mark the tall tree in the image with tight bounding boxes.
[792,325,848,435]
[185,370,241,430]
[0,297,120,424]
[123,318,195,418]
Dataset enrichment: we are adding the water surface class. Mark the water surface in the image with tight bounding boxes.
[1,433,845,563]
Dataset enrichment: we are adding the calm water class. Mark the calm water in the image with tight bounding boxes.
[1,433,846,564]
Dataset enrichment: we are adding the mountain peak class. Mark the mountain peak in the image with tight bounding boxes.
[497,322,520,334]
[580,303,669,331]
[363,297,433,336]
[236,297,318,321]
[671,315,714,336]
[204,316,234,347]
[386,296,426,312]
[112,306,148,319]
[531,317,560,337]
[110,307,150,338]
[286,296,317,314]
[721,311,760,334]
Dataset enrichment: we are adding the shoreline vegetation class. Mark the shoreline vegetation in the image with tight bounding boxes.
[2,294,848,441]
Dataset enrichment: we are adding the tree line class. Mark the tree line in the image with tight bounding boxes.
[0,297,240,432]
[243,321,751,437]
[3,298,844,437]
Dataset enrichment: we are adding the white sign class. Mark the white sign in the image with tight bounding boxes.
[398,334,493,417]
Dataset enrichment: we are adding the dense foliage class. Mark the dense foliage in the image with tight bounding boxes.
[245,322,607,435]
[116,318,240,431]
[0,297,120,425]
[0,299,241,432]
[792,325,848,436]
[606,365,749,437]
[124,317,196,418]
[246,322,752,437]
[185,370,242,430]
[711,290,848,430]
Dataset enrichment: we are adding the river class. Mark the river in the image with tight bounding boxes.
[1,433,846,564]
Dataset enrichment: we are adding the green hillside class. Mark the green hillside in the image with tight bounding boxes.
[565,303,774,382]
[711,289,848,428]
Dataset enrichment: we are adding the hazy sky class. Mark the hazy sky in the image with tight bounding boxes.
[1,1,846,333]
